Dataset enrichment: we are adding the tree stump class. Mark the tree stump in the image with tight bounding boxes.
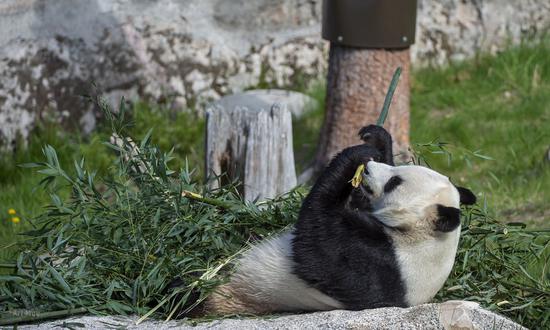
[205,92,297,201]
[314,45,411,175]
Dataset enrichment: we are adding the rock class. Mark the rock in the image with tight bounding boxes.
[19,302,525,329]
[1,0,550,148]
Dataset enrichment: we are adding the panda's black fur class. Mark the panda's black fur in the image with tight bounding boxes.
[292,125,408,309]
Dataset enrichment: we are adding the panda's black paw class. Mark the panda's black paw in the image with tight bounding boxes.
[358,125,391,147]
[358,125,394,165]
[341,144,382,164]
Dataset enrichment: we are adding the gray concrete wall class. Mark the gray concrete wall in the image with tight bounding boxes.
[1,0,549,147]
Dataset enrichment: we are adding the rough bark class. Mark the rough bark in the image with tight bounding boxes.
[314,45,411,172]
[205,95,297,201]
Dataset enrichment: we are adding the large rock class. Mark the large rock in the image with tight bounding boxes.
[1,0,549,147]
[19,301,525,329]
[414,0,550,64]
[0,0,325,148]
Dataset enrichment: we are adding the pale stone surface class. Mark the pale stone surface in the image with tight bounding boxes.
[19,302,525,329]
[1,0,549,147]
[414,0,550,65]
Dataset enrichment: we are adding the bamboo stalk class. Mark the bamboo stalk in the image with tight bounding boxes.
[352,68,403,186]
[0,263,37,270]
[0,307,89,326]
[376,67,402,126]
[181,190,234,210]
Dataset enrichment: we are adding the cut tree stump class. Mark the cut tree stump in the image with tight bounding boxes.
[205,92,297,201]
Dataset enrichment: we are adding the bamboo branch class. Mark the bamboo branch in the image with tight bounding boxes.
[0,307,89,326]
[376,67,402,126]
[0,263,39,270]
[181,190,234,210]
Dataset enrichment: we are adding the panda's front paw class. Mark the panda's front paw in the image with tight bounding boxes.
[342,144,381,165]
[358,125,391,146]
[358,125,394,165]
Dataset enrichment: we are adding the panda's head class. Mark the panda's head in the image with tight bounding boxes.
[359,161,476,235]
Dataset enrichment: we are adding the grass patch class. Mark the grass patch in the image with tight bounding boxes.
[129,102,205,173]
[292,81,326,174]
[410,39,550,226]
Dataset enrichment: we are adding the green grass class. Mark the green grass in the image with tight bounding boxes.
[0,124,87,263]
[410,39,550,227]
[292,81,326,174]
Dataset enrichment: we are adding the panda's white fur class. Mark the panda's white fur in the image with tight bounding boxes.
[366,161,460,227]
[363,161,462,306]
[205,231,343,314]
[204,160,468,315]
[392,229,460,306]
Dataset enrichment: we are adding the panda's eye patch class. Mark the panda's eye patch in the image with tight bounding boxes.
[384,176,403,193]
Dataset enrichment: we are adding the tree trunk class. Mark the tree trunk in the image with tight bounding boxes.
[314,45,411,172]
[205,94,297,202]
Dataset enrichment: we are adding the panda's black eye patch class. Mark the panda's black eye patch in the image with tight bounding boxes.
[384,176,403,193]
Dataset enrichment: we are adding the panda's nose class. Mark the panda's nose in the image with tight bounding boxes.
[366,160,376,174]
[364,158,375,174]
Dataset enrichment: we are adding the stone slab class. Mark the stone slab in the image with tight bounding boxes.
[17,301,525,330]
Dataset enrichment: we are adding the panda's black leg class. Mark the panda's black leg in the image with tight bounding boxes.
[358,125,394,166]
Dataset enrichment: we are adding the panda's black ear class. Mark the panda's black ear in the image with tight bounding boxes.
[435,205,461,232]
[456,186,476,205]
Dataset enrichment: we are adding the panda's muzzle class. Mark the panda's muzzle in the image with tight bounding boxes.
[360,173,374,195]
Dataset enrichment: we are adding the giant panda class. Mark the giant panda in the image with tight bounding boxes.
[198,125,476,315]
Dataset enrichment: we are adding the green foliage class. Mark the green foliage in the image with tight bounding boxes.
[0,100,301,325]
[0,123,112,264]
[0,101,205,265]
[412,144,550,329]
[128,102,205,175]
[435,207,549,328]
[411,38,550,226]
[292,81,326,174]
